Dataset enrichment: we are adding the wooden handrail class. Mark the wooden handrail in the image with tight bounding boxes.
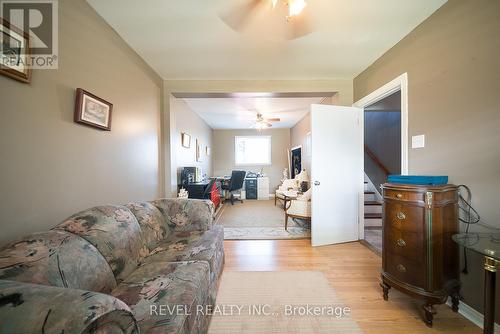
[364,145,390,176]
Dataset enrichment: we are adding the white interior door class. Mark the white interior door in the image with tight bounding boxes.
[311,104,363,246]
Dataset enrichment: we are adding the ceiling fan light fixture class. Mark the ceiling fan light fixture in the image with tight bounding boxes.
[288,0,307,17]
[255,121,272,131]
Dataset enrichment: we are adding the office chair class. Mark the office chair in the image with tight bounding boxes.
[221,170,246,205]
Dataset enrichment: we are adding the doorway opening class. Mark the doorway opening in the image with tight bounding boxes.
[169,91,337,241]
[354,73,409,252]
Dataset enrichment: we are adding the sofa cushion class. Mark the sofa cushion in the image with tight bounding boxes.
[0,231,116,293]
[0,280,137,334]
[126,202,170,251]
[150,199,214,232]
[54,205,143,283]
[111,261,210,334]
[143,226,224,283]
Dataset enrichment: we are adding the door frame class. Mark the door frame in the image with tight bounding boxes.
[353,73,409,239]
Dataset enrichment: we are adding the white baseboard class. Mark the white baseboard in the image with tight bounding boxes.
[446,297,500,333]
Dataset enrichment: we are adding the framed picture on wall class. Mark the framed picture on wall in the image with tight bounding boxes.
[74,88,113,131]
[196,139,203,162]
[181,133,191,148]
[0,18,32,83]
[306,131,312,157]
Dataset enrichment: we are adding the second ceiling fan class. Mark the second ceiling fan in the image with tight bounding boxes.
[252,113,281,130]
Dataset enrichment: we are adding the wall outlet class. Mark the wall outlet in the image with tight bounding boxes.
[412,134,425,148]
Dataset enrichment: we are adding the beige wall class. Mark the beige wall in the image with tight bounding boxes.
[354,0,500,320]
[0,0,162,245]
[169,97,213,194]
[213,129,290,190]
[162,79,353,196]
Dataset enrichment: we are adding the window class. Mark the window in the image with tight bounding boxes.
[235,136,271,165]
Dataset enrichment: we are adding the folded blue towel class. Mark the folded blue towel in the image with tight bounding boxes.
[387,175,448,185]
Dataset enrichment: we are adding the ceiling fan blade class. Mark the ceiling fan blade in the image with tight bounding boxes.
[219,0,266,32]
[264,118,281,122]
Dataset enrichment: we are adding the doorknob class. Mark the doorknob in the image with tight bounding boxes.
[314,181,320,186]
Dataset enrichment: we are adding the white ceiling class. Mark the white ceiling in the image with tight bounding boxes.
[87,0,446,80]
[182,97,323,129]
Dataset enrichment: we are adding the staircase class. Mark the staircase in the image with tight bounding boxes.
[364,180,382,228]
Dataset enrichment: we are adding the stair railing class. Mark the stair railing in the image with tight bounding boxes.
[364,145,390,177]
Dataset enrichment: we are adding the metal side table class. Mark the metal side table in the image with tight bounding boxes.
[453,233,500,334]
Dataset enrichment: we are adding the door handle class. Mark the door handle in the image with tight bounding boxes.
[314,181,320,186]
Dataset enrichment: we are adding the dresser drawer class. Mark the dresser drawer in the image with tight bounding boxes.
[384,228,425,261]
[384,189,424,202]
[385,251,426,289]
[384,202,425,233]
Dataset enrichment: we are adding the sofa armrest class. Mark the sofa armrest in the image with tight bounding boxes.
[150,198,215,231]
[0,280,138,334]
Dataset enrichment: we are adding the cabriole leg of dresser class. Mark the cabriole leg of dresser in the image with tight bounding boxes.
[451,290,460,313]
[380,276,391,301]
[423,303,436,327]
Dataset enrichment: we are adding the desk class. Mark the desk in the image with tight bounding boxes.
[211,175,269,200]
[180,181,210,199]
[453,233,500,334]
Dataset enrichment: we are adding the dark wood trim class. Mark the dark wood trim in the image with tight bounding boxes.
[364,144,390,176]
[0,18,32,84]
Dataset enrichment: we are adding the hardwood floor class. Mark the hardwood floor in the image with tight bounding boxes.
[223,239,481,334]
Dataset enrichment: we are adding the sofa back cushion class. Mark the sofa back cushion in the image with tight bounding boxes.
[0,231,116,293]
[54,205,143,283]
[126,202,170,250]
[150,199,214,232]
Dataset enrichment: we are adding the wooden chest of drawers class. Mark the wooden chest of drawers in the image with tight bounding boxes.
[380,183,460,326]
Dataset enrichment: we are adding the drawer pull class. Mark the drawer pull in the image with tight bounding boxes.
[397,264,407,273]
[396,193,403,199]
[397,239,406,247]
[396,212,406,220]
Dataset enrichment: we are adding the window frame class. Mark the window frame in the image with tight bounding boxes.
[234,135,272,166]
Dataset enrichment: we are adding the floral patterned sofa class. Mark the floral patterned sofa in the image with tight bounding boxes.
[0,198,224,334]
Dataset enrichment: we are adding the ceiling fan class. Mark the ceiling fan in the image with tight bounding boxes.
[252,113,281,130]
[219,0,313,40]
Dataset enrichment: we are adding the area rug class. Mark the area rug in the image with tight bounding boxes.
[208,271,362,334]
[217,200,310,240]
[224,226,310,240]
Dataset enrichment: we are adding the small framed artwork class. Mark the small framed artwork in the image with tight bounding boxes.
[74,88,113,131]
[306,131,312,157]
[181,133,191,148]
[196,139,203,162]
[206,146,211,156]
[0,18,32,83]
